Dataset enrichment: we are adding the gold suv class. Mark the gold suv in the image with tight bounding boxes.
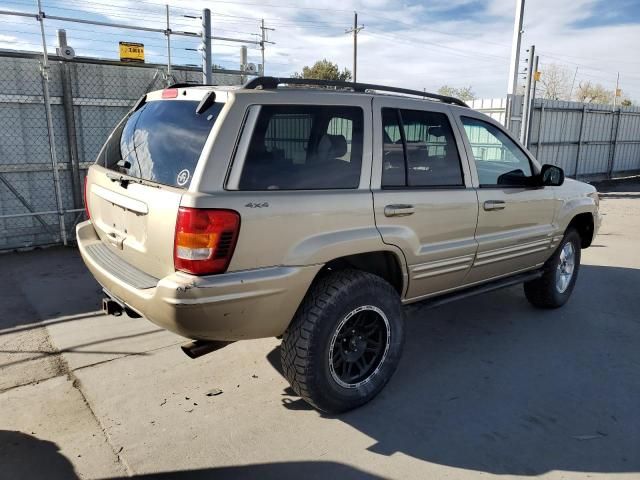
[77,77,601,413]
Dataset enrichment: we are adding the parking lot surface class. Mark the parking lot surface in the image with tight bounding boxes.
[1,180,639,479]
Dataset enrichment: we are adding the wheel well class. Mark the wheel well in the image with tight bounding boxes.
[320,251,404,295]
[568,213,595,248]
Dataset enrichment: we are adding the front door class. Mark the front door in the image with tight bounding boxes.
[455,114,559,285]
[371,97,479,301]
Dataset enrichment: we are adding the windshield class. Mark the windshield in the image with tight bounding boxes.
[99,99,223,188]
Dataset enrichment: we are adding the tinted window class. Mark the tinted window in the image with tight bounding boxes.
[239,105,363,190]
[381,108,463,187]
[382,109,405,187]
[100,100,223,188]
[461,116,533,186]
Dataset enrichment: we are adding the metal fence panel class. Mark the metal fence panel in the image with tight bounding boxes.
[0,57,62,249]
[475,96,640,180]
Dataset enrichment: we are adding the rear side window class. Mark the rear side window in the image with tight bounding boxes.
[382,108,464,188]
[239,105,363,190]
[100,100,223,188]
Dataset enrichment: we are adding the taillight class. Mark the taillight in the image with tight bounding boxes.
[174,208,240,275]
[162,88,179,98]
[83,176,90,219]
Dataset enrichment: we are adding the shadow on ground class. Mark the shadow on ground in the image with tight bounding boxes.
[0,430,79,480]
[593,177,640,198]
[267,264,640,476]
[0,430,380,480]
[0,247,103,331]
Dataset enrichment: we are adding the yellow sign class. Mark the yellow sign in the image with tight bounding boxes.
[119,42,144,63]
[534,71,541,81]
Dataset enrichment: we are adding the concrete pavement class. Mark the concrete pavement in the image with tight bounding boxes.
[1,180,639,479]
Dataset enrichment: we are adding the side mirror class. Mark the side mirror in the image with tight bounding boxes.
[540,164,564,187]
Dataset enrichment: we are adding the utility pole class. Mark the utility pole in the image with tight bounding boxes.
[165,4,172,85]
[506,0,525,129]
[259,19,274,76]
[507,0,525,96]
[521,44,535,145]
[613,72,620,108]
[531,55,539,102]
[345,11,364,82]
[240,45,247,84]
[530,54,539,133]
[201,8,212,84]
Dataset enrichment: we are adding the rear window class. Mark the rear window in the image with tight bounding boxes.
[99,99,223,188]
[238,105,363,190]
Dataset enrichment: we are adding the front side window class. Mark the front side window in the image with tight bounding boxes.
[461,116,533,187]
[239,105,363,190]
[381,108,464,188]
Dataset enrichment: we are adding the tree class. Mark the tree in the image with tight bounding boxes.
[615,89,634,107]
[293,59,352,82]
[437,85,476,102]
[574,81,613,104]
[538,63,573,100]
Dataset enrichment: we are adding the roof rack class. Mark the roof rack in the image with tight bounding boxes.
[166,82,214,89]
[243,76,468,108]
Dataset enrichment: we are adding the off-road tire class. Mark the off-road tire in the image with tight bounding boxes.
[524,228,581,308]
[281,269,405,413]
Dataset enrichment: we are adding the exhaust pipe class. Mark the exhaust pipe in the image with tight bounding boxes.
[181,340,233,359]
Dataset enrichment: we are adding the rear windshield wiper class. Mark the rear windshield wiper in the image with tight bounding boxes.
[196,91,216,114]
[106,171,161,189]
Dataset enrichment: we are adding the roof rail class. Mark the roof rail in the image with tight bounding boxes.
[166,82,215,89]
[243,76,469,108]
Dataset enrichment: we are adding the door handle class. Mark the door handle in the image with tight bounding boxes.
[384,204,415,217]
[483,200,506,211]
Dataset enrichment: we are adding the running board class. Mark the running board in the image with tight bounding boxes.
[420,270,544,309]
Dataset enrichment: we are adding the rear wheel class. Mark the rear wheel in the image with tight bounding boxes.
[281,269,404,413]
[524,228,581,308]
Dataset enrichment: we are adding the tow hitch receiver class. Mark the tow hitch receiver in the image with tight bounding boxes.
[102,297,124,316]
[102,291,141,318]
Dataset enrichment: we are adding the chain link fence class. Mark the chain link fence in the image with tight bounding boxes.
[0,51,240,251]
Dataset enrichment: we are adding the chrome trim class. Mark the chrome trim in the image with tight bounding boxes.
[473,238,551,267]
[411,255,474,279]
[91,184,149,214]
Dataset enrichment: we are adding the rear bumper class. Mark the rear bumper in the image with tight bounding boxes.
[76,220,321,341]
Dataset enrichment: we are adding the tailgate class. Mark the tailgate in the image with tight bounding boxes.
[87,165,182,280]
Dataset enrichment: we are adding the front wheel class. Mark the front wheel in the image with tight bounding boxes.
[524,228,581,308]
[281,269,405,413]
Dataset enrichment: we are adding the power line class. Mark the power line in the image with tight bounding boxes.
[364,28,508,63]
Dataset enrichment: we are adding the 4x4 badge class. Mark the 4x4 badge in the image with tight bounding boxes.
[245,202,269,208]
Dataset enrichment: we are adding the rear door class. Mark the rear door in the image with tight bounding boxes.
[372,97,479,300]
[454,113,558,284]
[86,89,225,279]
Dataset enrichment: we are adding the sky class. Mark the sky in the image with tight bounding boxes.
[0,0,639,101]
